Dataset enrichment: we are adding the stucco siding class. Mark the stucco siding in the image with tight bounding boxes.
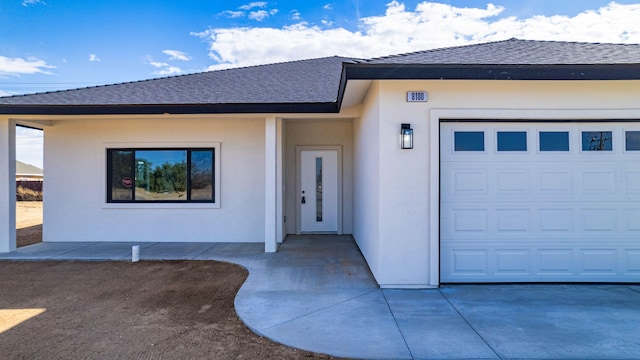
[43,117,265,243]
[358,79,640,287]
[353,81,382,279]
[0,118,16,252]
[375,81,431,287]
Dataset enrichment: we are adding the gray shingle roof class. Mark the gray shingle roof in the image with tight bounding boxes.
[365,38,640,65]
[1,39,639,115]
[0,56,353,106]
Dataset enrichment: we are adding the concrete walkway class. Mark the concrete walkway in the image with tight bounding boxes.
[2,235,640,359]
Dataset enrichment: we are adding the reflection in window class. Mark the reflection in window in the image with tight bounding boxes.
[540,131,569,151]
[109,150,134,201]
[136,150,187,201]
[626,131,640,151]
[497,131,527,151]
[190,151,214,201]
[454,131,484,151]
[582,131,612,151]
[107,148,215,203]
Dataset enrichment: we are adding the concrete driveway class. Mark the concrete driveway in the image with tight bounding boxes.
[230,237,640,359]
[3,237,640,359]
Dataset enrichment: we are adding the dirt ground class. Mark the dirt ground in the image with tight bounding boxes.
[8,203,343,359]
[0,261,342,359]
[16,201,43,248]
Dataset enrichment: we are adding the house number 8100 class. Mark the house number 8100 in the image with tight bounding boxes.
[407,91,428,102]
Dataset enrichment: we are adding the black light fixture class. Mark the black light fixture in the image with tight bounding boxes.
[401,123,413,149]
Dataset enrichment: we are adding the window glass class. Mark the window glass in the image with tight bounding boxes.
[582,131,612,151]
[135,150,187,201]
[454,131,484,151]
[316,157,323,222]
[539,131,569,151]
[109,150,134,201]
[497,131,527,151]
[625,131,640,151]
[190,150,214,201]
[107,148,215,203]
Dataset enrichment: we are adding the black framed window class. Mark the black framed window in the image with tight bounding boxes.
[107,148,215,203]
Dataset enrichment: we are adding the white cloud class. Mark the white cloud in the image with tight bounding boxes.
[149,61,169,68]
[239,2,267,10]
[248,9,278,21]
[194,1,640,71]
[88,54,101,62]
[0,89,13,97]
[290,10,302,21]
[155,66,183,76]
[323,4,333,10]
[0,55,55,76]
[145,55,184,76]
[221,10,245,18]
[22,0,45,6]
[162,49,191,61]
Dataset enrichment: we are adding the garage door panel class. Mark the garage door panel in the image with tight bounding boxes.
[581,170,616,193]
[625,172,640,192]
[625,210,640,231]
[441,122,640,282]
[450,169,489,193]
[536,249,574,275]
[443,203,633,237]
[539,170,572,192]
[580,249,618,274]
[496,209,530,232]
[442,245,640,282]
[495,249,531,275]
[624,251,640,274]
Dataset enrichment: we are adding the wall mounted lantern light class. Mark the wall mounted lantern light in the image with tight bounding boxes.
[401,123,413,149]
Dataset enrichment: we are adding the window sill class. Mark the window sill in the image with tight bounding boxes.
[101,202,220,210]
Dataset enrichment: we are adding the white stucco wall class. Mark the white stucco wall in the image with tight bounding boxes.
[0,118,16,252]
[44,116,266,243]
[284,119,354,235]
[353,81,382,279]
[353,79,640,288]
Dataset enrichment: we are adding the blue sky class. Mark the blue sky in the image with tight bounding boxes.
[5,0,640,168]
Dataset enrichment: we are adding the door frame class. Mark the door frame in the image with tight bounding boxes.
[296,145,343,235]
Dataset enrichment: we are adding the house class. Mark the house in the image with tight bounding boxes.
[16,160,43,181]
[2,39,640,287]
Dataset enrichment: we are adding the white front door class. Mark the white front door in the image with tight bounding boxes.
[300,150,338,233]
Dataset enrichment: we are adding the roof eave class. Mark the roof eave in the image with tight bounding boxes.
[0,102,341,116]
[344,63,640,81]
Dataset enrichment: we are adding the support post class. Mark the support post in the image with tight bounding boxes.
[276,118,284,243]
[264,117,278,252]
[0,118,16,253]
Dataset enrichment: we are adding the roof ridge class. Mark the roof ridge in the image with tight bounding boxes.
[365,38,519,62]
[363,38,640,63]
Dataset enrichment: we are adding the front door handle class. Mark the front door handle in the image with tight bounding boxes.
[301,196,306,204]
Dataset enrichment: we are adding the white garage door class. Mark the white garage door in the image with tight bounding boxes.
[440,122,640,282]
